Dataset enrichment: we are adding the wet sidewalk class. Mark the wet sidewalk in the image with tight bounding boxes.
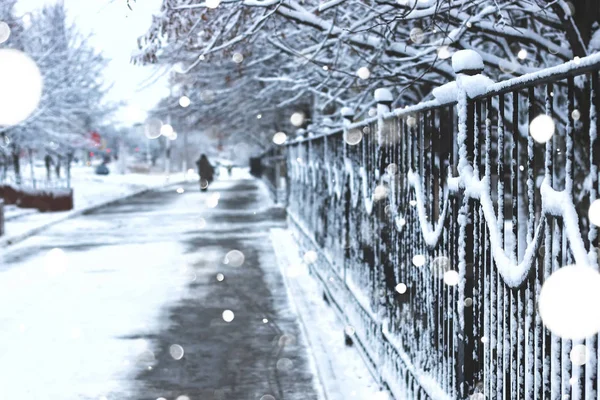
[0,176,322,400]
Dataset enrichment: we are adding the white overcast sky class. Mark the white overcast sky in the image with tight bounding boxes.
[15,0,168,126]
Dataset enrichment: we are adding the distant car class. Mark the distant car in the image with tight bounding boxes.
[95,164,109,175]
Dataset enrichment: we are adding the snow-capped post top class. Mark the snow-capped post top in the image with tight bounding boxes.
[341,107,355,126]
[374,88,393,115]
[451,49,484,76]
[433,49,494,103]
[341,107,354,118]
[374,88,393,103]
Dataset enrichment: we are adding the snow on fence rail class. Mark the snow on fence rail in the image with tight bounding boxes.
[259,52,600,400]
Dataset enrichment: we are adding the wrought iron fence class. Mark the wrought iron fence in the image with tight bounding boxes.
[271,52,600,400]
[256,146,287,205]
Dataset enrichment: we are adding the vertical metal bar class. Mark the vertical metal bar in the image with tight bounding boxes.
[512,91,519,261]
[435,109,443,387]
[531,86,542,400]
[551,125,562,400]
[586,70,600,400]
[484,96,495,398]
[497,94,507,400]
[476,101,485,388]
[510,90,524,400]
[429,109,435,223]
[565,77,575,194]
[448,105,456,398]
[441,106,451,392]
[543,83,554,400]
[524,86,535,400]
[463,197,474,396]
[473,100,482,386]
[498,94,506,244]
[428,109,437,368]
[561,77,575,400]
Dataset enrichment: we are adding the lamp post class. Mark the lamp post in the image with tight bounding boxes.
[161,117,173,176]
[164,80,174,176]
[165,132,171,176]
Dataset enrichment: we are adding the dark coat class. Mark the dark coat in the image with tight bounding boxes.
[196,156,214,181]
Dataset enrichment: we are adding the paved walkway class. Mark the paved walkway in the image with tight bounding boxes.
[0,177,322,400]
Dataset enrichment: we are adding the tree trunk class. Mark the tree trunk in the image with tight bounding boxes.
[66,152,73,188]
[12,148,21,185]
[55,156,61,179]
[28,148,36,189]
[1,153,7,181]
[552,0,599,57]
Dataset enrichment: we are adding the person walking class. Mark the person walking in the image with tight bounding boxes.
[195,154,214,191]
[55,155,61,179]
[44,154,53,181]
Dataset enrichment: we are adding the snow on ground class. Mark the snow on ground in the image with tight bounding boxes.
[270,228,382,400]
[2,164,189,243]
[0,168,379,400]
[0,240,195,399]
[0,171,325,400]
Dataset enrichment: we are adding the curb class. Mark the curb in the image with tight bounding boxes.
[0,178,186,249]
[269,227,381,400]
[269,228,330,400]
[4,209,37,222]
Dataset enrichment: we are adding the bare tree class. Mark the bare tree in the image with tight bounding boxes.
[133,0,598,146]
[0,2,114,184]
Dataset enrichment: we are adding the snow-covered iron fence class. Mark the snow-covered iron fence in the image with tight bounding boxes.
[282,52,600,400]
[257,146,287,205]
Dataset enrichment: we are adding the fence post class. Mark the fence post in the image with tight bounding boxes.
[340,107,354,288]
[278,147,288,206]
[453,49,486,398]
[374,88,394,390]
[375,88,393,115]
[275,154,281,204]
[341,107,355,126]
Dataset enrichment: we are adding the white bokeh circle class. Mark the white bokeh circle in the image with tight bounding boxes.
[529,114,555,144]
[0,49,43,127]
[539,265,600,340]
[0,21,10,44]
[144,118,163,139]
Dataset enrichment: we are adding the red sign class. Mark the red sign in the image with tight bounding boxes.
[90,132,101,145]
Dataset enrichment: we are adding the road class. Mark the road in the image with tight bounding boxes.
[0,176,322,400]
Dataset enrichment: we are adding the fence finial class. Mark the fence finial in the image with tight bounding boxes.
[374,88,393,115]
[433,49,493,103]
[451,49,484,76]
[341,107,355,126]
